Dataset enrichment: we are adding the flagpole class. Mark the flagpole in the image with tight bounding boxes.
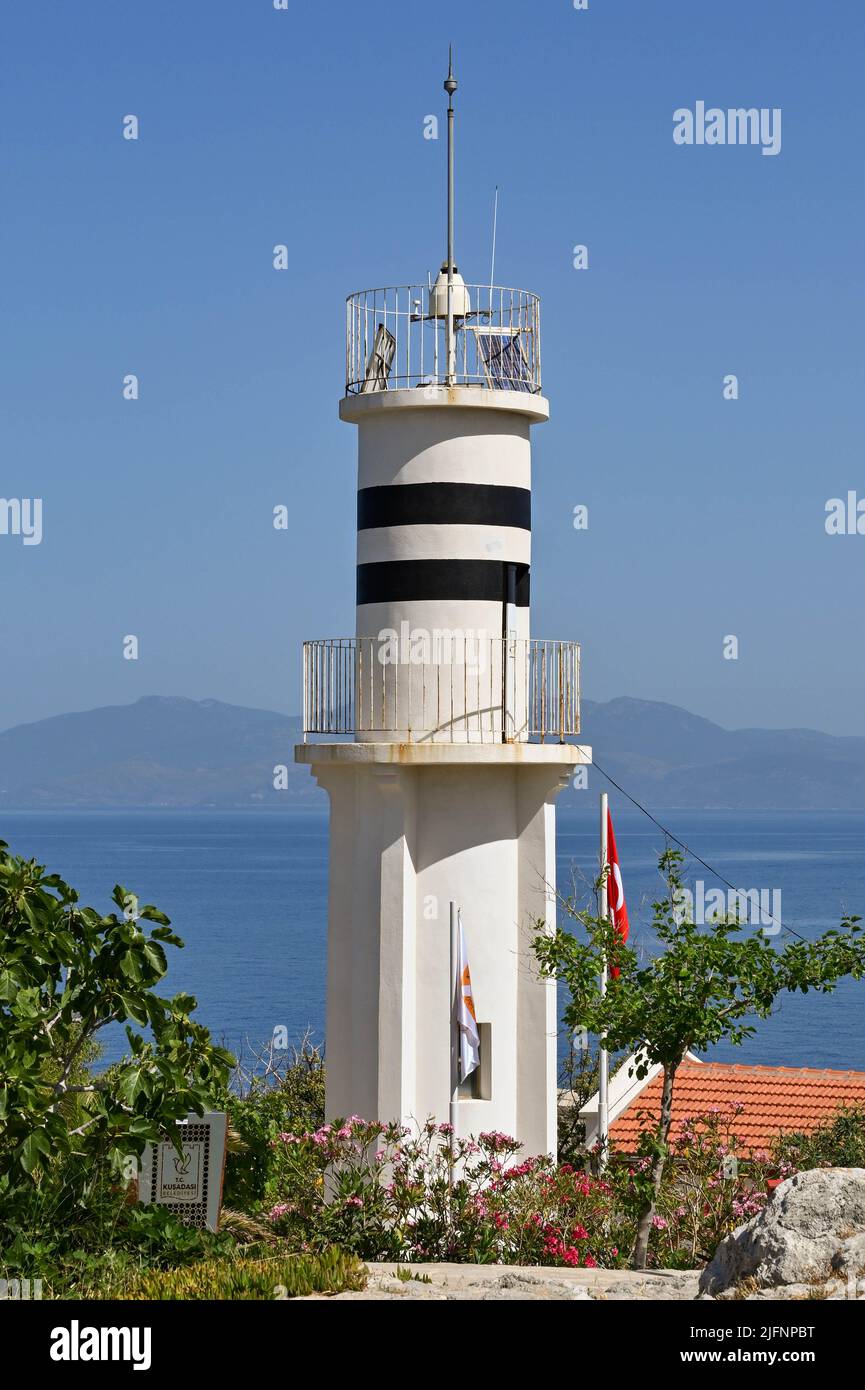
[598,791,609,1170]
[449,900,459,1168]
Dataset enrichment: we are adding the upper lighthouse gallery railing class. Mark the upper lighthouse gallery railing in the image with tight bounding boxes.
[345,284,542,395]
[302,637,580,745]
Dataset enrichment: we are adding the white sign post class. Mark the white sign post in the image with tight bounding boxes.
[138,1112,228,1233]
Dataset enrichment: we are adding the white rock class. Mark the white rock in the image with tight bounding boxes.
[700,1168,865,1295]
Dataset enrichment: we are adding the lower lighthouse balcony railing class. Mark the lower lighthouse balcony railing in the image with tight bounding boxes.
[302,637,580,745]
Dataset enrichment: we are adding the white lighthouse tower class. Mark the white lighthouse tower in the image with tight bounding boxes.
[296,58,589,1156]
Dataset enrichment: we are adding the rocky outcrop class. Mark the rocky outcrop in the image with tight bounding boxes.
[700,1168,865,1296]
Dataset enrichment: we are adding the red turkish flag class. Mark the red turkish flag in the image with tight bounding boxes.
[606,808,629,975]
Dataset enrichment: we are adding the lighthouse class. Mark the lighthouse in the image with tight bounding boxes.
[296,57,589,1156]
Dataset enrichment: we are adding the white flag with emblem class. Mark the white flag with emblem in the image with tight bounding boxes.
[457,911,480,1080]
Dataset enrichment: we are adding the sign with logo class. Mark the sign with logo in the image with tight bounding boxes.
[139,1112,228,1232]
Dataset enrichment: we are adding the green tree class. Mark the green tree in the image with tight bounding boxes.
[0,842,234,1231]
[535,848,865,1269]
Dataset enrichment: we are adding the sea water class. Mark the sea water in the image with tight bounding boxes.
[2,806,863,1071]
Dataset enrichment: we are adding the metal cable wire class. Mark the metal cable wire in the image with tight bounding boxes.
[586,753,811,944]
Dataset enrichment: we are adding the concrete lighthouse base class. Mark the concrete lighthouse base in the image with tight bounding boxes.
[295,741,590,1158]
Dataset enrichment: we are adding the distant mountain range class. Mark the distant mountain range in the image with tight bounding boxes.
[0,697,309,809]
[0,694,864,810]
[580,698,865,809]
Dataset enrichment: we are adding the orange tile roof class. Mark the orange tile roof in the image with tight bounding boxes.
[610,1061,865,1157]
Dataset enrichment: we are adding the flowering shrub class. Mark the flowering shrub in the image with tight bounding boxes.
[250,1102,810,1271]
[611,1102,787,1267]
[263,1117,624,1266]
[479,1159,626,1267]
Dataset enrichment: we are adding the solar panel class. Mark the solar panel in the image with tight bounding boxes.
[361,324,397,392]
[475,330,534,391]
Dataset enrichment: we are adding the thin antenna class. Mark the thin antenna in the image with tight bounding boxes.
[489,185,499,311]
[444,46,458,385]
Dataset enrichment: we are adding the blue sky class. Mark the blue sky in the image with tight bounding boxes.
[1,0,863,733]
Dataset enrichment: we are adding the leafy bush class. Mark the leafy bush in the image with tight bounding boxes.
[1,1204,230,1298]
[0,846,233,1218]
[773,1104,865,1171]
[209,1035,325,1208]
[0,843,233,1283]
[120,1248,367,1300]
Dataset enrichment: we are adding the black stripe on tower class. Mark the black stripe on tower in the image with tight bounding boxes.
[357,560,530,606]
[358,483,531,531]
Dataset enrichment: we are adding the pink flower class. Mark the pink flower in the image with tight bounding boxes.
[651,1215,668,1230]
[479,1130,519,1153]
